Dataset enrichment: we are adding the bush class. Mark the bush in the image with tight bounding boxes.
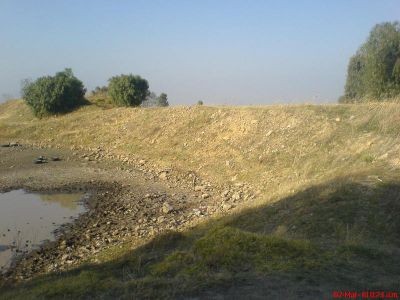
[22,69,86,117]
[341,22,400,103]
[108,74,149,107]
[157,93,169,107]
[142,92,169,107]
[197,100,204,105]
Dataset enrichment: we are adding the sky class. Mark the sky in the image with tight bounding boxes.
[0,0,399,105]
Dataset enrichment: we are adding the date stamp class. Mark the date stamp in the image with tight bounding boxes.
[332,291,399,299]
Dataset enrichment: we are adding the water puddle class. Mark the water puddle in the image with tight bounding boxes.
[0,189,87,273]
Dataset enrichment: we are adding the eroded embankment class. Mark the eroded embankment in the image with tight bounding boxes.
[1,101,400,298]
[1,100,400,201]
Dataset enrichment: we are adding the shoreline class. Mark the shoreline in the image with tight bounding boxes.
[0,144,254,284]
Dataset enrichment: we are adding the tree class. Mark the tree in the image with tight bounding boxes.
[157,93,169,107]
[108,74,149,107]
[197,100,204,105]
[22,68,86,117]
[341,22,400,103]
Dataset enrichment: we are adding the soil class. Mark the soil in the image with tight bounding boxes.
[0,144,254,282]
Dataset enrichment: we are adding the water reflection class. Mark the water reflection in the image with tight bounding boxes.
[39,193,82,209]
[0,189,86,272]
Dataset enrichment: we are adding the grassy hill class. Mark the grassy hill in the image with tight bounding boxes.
[1,99,400,299]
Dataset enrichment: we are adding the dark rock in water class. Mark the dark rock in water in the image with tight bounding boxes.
[34,156,48,164]
[51,157,61,161]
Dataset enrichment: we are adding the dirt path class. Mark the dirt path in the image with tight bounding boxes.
[0,145,243,281]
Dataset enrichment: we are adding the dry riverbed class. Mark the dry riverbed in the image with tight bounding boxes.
[0,144,255,282]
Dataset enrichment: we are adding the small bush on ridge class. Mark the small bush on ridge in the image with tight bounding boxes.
[108,74,149,107]
[22,68,86,118]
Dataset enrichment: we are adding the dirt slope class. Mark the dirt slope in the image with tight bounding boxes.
[0,100,400,299]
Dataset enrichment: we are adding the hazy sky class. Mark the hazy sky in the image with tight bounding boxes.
[0,0,399,105]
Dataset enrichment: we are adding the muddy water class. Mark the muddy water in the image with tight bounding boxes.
[0,190,87,272]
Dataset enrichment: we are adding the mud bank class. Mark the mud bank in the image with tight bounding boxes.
[0,145,255,282]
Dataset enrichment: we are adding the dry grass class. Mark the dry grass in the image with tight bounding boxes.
[1,99,400,198]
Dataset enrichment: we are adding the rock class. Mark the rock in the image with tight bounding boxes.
[157,216,165,223]
[34,156,48,164]
[222,203,233,211]
[59,240,67,250]
[61,254,70,261]
[266,130,273,137]
[139,159,146,165]
[9,142,20,147]
[159,172,168,180]
[335,117,341,122]
[378,153,388,160]
[192,209,202,216]
[162,202,173,214]
[221,190,230,197]
[194,185,204,192]
[231,192,241,201]
[201,193,210,199]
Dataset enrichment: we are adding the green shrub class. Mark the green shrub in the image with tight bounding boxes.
[108,74,149,107]
[142,92,169,107]
[22,68,86,117]
[158,93,169,107]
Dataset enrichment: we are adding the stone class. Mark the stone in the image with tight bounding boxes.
[222,203,233,211]
[231,192,241,201]
[193,209,202,216]
[162,202,173,214]
[201,193,210,199]
[378,153,388,160]
[194,185,204,192]
[221,190,230,197]
[34,156,48,164]
[159,172,168,180]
